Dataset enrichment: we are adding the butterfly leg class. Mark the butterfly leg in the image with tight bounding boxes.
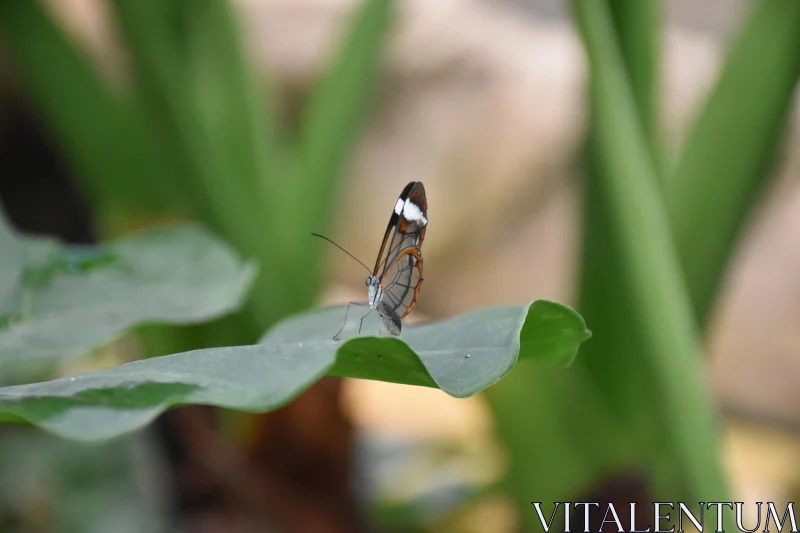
[358,308,374,336]
[333,301,366,341]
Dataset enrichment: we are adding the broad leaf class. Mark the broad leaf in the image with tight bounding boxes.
[0,214,22,318]
[0,224,256,363]
[0,300,589,442]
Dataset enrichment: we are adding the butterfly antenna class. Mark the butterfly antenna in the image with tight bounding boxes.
[311,233,372,274]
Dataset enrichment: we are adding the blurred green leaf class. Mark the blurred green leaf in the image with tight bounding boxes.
[0,1,179,214]
[485,360,637,510]
[0,431,168,533]
[495,0,800,516]
[0,300,588,442]
[296,0,391,201]
[485,2,663,520]
[178,0,278,235]
[607,0,661,169]
[573,0,800,505]
[0,224,256,363]
[264,0,393,323]
[0,214,22,318]
[568,0,726,500]
[580,0,663,441]
[109,0,237,219]
[564,0,666,494]
[110,0,393,334]
[667,0,800,323]
[107,0,277,347]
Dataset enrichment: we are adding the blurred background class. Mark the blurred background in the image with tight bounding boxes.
[0,0,799,531]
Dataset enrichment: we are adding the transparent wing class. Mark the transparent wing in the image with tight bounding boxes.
[379,247,423,320]
[381,225,423,274]
[377,303,402,335]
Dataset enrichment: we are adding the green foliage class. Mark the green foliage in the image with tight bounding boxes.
[576,0,725,499]
[0,300,588,442]
[0,0,391,334]
[0,432,167,533]
[0,214,22,319]
[0,221,255,364]
[1,0,798,529]
[106,0,392,331]
[0,1,178,214]
[487,0,800,524]
[668,0,800,322]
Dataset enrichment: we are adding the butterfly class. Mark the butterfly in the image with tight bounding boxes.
[313,181,427,340]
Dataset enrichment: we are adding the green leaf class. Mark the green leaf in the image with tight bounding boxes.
[485,359,637,509]
[260,0,393,325]
[0,431,169,533]
[569,0,727,501]
[467,2,663,519]
[667,0,800,323]
[517,298,591,364]
[0,0,179,213]
[0,224,256,363]
[109,0,392,333]
[0,300,588,442]
[0,214,22,318]
[607,0,662,171]
[297,0,391,199]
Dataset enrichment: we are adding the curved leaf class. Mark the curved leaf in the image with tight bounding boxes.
[0,224,257,363]
[0,300,589,442]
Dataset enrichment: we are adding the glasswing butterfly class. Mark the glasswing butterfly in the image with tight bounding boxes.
[312,181,427,340]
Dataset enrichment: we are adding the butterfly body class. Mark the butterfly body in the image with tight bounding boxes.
[365,274,396,333]
[366,275,382,309]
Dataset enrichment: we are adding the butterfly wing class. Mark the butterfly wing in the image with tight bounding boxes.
[379,247,423,322]
[377,303,402,335]
[371,182,427,335]
[372,182,428,278]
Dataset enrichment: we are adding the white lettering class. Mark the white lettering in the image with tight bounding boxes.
[764,502,798,532]
[531,502,560,532]
[679,503,703,532]
[736,502,762,533]
[600,503,624,532]
[655,503,675,533]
